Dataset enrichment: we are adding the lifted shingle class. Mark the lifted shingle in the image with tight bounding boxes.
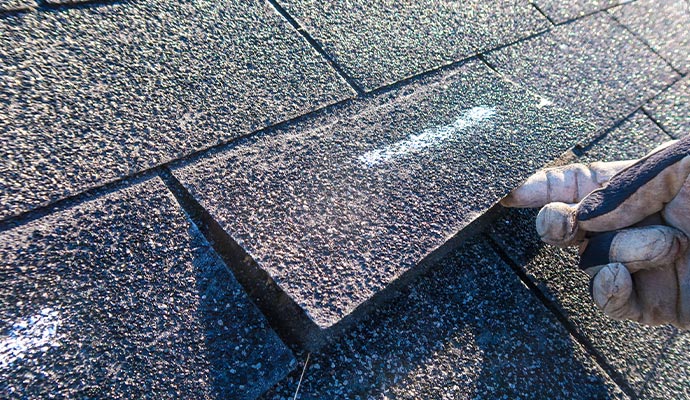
[173,60,593,349]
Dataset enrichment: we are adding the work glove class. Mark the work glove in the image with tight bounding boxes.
[501,136,690,329]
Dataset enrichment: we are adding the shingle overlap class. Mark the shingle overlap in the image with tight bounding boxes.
[485,13,678,135]
[277,0,549,90]
[610,0,690,74]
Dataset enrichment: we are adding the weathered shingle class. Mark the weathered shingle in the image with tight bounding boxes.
[531,0,625,24]
[276,0,549,90]
[485,13,678,135]
[610,0,690,74]
[174,60,592,346]
[0,178,294,399]
[0,0,352,220]
[644,76,690,139]
[0,0,35,12]
[489,117,684,396]
[265,239,625,399]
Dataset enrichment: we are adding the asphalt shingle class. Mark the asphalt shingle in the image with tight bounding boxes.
[484,13,678,135]
[491,210,682,396]
[44,0,105,3]
[0,178,294,399]
[530,0,627,24]
[276,0,549,90]
[263,239,625,400]
[0,0,353,220]
[609,0,690,74]
[490,114,687,396]
[582,111,673,161]
[173,59,593,347]
[644,76,690,138]
[0,0,35,12]
[641,334,690,399]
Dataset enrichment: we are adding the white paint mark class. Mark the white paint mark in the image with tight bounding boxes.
[358,106,496,167]
[0,308,62,369]
[537,96,553,108]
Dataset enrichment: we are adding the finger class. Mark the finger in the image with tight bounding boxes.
[578,136,690,232]
[501,160,635,208]
[579,226,688,274]
[535,202,584,247]
[503,140,677,209]
[591,263,642,322]
[634,267,679,326]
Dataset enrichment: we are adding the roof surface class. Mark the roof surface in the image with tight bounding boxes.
[1,0,688,398]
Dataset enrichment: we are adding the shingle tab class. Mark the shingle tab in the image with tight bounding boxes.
[276,0,549,90]
[644,76,690,139]
[0,178,294,399]
[641,334,690,399]
[44,0,105,3]
[583,111,673,161]
[173,60,592,342]
[265,239,625,399]
[485,13,678,135]
[491,208,683,396]
[0,0,35,12]
[610,0,690,74]
[0,0,353,220]
[531,0,626,24]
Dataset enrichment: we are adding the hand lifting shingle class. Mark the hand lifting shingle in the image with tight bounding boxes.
[502,136,690,329]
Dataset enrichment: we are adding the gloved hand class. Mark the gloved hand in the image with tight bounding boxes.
[501,137,690,329]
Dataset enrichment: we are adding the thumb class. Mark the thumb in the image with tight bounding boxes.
[535,202,584,247]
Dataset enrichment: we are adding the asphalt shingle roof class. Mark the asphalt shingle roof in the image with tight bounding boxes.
[173,59,591,347]
[1,1,688,398]
[276,0,549,90]
[645,76,690,138]
[484,12,678,132]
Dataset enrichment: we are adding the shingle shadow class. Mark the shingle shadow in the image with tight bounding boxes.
[262,237,624,399]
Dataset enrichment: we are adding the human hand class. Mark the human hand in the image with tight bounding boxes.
[502,137,690,329]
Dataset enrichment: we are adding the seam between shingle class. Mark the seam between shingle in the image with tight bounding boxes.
[641,107,680,140]
[265,0,365,95]
[0,58,457,229]
[574,102,677,157]
[0,7,32,17]
[158,167,323,351]
[550,3,639,26]
[0,54,523,228]
[486,234,639,399]
[636,330,681,398]
[0,166,163,233]
[529,2,556,25]
[606,9,684,76]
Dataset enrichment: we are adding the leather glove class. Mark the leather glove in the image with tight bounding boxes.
[502,137,690,329]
